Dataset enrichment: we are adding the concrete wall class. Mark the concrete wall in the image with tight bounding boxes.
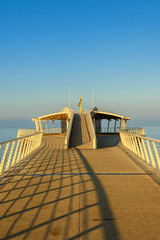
[96,134,120,148]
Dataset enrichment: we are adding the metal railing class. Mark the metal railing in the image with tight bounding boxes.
[0,132,43,174]
[17,128,63,137]
[43,128,62,134]
[120,130,160,171]
[17,129,37,138]
[120,128,145,136]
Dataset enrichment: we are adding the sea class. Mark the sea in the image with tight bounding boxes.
[0,126,160,143]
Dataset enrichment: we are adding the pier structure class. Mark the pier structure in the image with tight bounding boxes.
[90,108,130,134]
[0,107,160,239]
[32,107,73,134]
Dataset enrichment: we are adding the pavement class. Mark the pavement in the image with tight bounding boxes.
[0,135,160,240]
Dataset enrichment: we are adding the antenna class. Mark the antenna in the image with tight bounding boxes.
[92,88,94,109]
[69,88,70,108]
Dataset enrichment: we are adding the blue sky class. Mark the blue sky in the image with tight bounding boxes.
[0,0,160,127]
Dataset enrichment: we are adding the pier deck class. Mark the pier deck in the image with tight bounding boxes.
[0,135,160,240]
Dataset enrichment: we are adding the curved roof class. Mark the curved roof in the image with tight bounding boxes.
[32,108,73,122]
[91,109,130,121]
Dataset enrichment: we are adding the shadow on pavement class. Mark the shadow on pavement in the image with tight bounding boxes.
[0,135,120,240]
[97,134,120,148]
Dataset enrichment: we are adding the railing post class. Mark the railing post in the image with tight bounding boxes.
[135,137,141,157]
[146,140,155,167]
[25,138,30,156]
[30,136,34,152]
[152,142,160,170]
[120,128,160,172]
[130,135,136,153]
[28,138,33,154]
[5,142,15,170]
[141,139,150,165]
[125,134,130,150]
[11,140,20,166]
[0,142,10,173]
[21,138,28,159]
[0,133,42,175]
[137,137,145,160]
[133,136,140,156]
[16,139,24,162]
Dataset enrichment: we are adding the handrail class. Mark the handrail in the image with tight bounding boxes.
[17,129,37,138]
[120,128,145,136]
[0,132,42,145]
[0,132,43,174]
[64,112,74,149]
[88,111,97,149]
[18,128,62,136]
[43,128,62,134]
[119,130,160,171]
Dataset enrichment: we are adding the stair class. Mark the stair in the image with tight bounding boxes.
[69,113,93,149]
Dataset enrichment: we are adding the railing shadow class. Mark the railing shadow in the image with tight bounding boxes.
[0,135,120,240]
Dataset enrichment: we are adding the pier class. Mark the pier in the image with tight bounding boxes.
[0,109,160,240]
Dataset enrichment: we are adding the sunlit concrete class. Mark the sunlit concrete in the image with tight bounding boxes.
[0,135,160,240]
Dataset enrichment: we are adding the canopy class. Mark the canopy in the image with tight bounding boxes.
[91,108,130,121]
[32,108,73,122]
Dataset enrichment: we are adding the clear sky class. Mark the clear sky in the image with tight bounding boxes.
[0,0,160,127]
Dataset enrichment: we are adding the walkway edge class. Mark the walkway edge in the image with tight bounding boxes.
[118,143,160,185]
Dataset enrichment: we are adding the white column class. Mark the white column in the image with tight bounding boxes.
[39,120,43,131]
[66,120,69,130]
[123,120,127,129]
[120,119,124,129]
[35,119,39,131]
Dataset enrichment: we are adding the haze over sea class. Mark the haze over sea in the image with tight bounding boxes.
[1,126,160,143]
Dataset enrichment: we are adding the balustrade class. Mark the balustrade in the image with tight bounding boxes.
[0,132,42,174]
[120,129,160,171]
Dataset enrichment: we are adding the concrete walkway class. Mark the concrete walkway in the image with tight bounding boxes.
[0,135,160,240]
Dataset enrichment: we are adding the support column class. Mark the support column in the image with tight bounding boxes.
[123,120,127,129]
[66,119,70,131]
[35,119,39,131]
[107,120,110,133]
[52,120,55,133]
[39,120,43,131]
[99,119,102,133]
[120,119,122,130]
[120,119,124,129]
[95,119,102,133]
[120,119,127,130]
[61,120,66,133]
[114,120,117,133]
[45,120,48,133]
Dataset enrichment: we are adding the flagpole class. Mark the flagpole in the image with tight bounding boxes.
[69,88,70,109]
[92,88,94,109]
